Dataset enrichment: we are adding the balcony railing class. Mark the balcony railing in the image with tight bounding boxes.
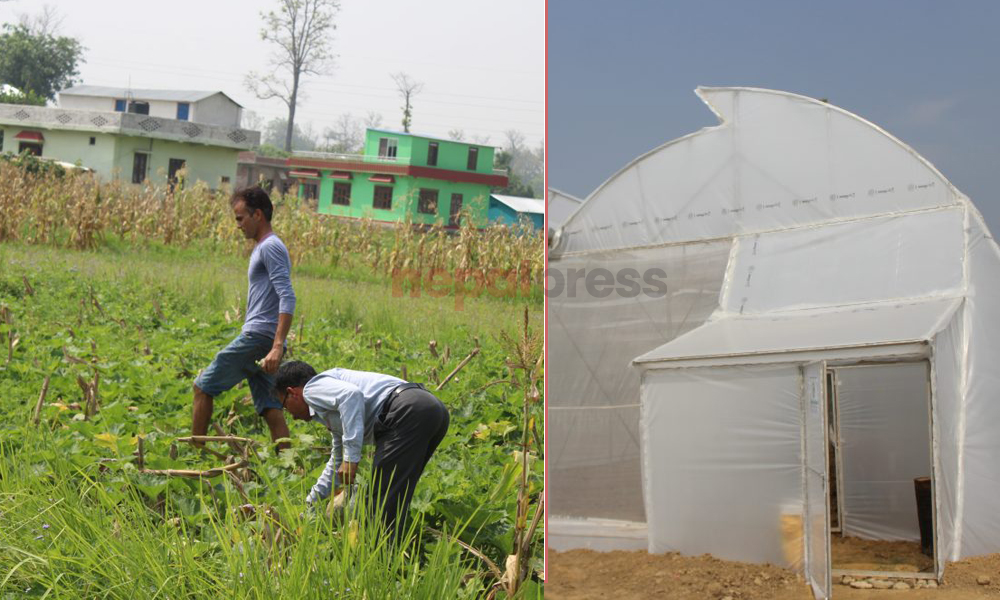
[0,104,259,150]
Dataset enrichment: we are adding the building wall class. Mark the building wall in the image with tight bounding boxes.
[192,94,241,127]
[59,94,240,126]
[363,129,497,174]
[363,131,414,162]
[488,200,544,230]
[58,95,120,113]
[408,135,496,173]
[0,126,117,174]
[312,170,491,227]
[60,95,183,120]
[113,136,239,188]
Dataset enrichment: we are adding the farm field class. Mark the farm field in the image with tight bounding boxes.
[0,236,543,598]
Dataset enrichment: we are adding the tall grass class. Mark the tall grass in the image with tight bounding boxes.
[0,430,493,599]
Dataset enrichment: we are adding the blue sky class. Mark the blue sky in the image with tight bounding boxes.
[548,0,1000,231]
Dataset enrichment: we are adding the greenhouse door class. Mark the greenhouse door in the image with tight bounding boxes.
[802,362,832,600]
[830,361,935,579]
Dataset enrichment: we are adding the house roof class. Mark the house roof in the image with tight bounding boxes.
[59,85,244,107]
[491,193,544,214]
[633,297,961,365]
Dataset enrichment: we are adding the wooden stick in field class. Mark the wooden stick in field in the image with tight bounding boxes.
[140,460,246,479]
[436,347,480,391]
[31,374,51,426]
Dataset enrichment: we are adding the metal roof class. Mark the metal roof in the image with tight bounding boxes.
[491,193,544,214]
[59,85,243,107]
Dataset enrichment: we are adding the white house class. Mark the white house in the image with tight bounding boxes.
[58,86,243,128]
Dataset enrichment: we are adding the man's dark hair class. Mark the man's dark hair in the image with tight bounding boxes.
[232,186,274,222]
[275,360,317,394]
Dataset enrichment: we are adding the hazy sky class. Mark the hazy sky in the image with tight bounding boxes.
[548,0,1000,232]
[0,0,543,147]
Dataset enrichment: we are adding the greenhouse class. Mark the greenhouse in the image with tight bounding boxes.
[548,87,1000,598]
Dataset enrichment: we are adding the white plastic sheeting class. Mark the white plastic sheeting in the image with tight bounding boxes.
[641,364,803,567]
[548,241,729,522]
[834,363,931,541]
[722,208,965,314]
[549,87,1000,585]
[803,362,831,599]
[634,298,960,365]
[546,188,583,229]
[930,305,964,570]
[555,87,959,255]
[957,210,1000,557]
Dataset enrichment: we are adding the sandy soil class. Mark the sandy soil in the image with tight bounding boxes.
[546,549,1000,599]
[832,535,934,573]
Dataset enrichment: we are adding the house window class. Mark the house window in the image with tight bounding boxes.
[373,185,393,210]
[377,137,398,159]
[89,136,96,145]
[168,158,186,190]
[418,189,438,215]
[221,176,230,185]
[332,182,351,206]
[467,147,479,170]
[128,101,150,115]
[131,152,148,184]
[301,183,318,200]
[177,102,190,121]
[114,99,126,112]
[19,142,42,156]
[449,193,463,227]
[427,142,439,167]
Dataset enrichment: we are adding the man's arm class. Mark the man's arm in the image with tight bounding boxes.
[261,242,296,374]
[262,313,292,373]
[307,432,343,505]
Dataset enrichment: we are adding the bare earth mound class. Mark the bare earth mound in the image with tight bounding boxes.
[546,550,1000,599]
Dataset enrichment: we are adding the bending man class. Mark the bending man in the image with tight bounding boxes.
[192,186,295,450]
[274,361,450,537]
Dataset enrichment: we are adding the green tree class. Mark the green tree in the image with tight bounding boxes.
[0,88,46,106]
[0,24,84,100]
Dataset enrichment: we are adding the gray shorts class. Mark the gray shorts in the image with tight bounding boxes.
[194,331,282,414]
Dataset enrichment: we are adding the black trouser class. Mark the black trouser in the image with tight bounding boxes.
[372,385,449,539]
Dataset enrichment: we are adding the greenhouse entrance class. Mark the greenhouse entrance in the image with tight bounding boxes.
[822,361,937,585]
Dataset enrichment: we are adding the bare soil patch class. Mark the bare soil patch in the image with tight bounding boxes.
[546,549,1000,599]
[832,535,934,572]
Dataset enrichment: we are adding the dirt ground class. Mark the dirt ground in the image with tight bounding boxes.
[832,535,934,573]
[546,549,1000,599]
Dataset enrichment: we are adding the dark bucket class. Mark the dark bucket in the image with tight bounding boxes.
[914,477,933,557]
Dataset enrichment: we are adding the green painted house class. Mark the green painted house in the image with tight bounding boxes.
[290,129,508,227]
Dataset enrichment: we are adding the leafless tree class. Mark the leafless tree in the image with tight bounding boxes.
[18,4,64,35]
[241,109,264,132]
[448,128,465,141]
[245,0,339,152]
[322,113,362,153]
[391,72,424,133]
[363,110,383,130]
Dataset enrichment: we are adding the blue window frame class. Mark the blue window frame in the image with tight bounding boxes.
[176,102,190,121]
[114,99,126,112]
